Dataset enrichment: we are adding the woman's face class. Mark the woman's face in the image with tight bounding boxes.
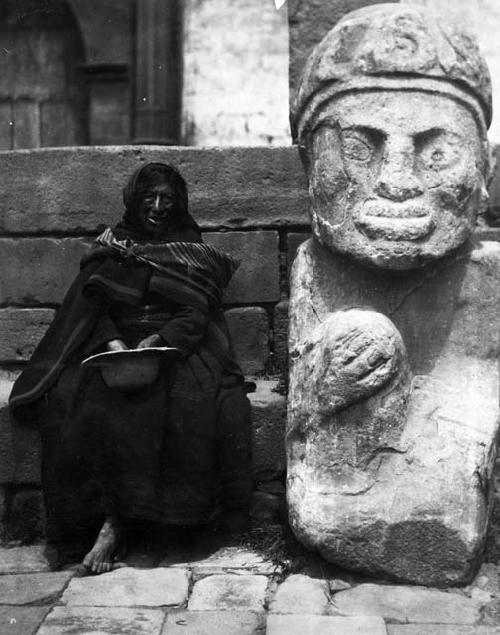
[136,181,178,237]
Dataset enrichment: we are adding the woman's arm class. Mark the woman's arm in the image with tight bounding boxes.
[137,305,209,356]
[85,311,128,352]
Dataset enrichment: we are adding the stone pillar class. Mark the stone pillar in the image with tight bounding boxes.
[287,3,500,586]
[133,0,182,144]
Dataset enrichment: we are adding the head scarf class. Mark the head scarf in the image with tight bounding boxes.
[117,162,202,243]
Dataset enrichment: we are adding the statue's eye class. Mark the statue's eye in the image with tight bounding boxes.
[341,131,375,163]
[415,130,461,171]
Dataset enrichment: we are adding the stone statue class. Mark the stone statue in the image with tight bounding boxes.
[287,3,500,586]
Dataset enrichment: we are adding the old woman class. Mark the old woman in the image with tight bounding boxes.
[9,162,252,573]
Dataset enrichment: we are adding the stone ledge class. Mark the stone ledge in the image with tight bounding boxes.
[0,607,51,635]
[225,307,269,375]
[0,546,51,574]
[0,571,73,605]
[266,614,388,635]
[248,379,286,481]
[163,610,264,635]
[0,232,280,306]
[0,376,286,487]
[37,606,165,635]
[188,574,269,611]
[61,567,190,607]
[0,145,308,234]
[0,377,40,484]
[0,309,55,362]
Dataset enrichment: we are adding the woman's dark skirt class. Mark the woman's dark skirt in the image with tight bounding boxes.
[39,351,252,560]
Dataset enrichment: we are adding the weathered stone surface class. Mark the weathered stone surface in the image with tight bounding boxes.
[288,241,500,585]
[387,627,500,635]
[225,307,269,375]
[0,485,6,538]
[0,309,55,362]
[288,0,379,111]
[273,301,289,372]
[0,571,73,604]
[7,488,45,542]
[293,3,491,267]
[251,491,284,527]
[37,606,164,635]
[0,235,280,308]
[0,146,308,234]
[188,574,268,611]
[266,614,387,635]
[0,378,41,485]
[0,546,50,573]
[61,567,189,607]
[0,238,92,306]
[183,0,289,147]
[331,584,481,624]
[269,574,329,615]
[163,610,264,634]
[167,546,276,577]
[0,607,51,635]
[205,231,280,304]
[248,379,286,481]
[286,233,309,275]
[287,3,499,586]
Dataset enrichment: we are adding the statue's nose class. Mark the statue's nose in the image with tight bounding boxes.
[375,138,423,202]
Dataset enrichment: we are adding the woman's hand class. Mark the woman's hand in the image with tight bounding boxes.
[137,334,164,349]
[106,339,128,352]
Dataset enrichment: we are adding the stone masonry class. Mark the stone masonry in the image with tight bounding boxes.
[1,144,500,540]
[2,543,500,634]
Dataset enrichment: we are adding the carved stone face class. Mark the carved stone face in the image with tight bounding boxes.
[305,90,488,269]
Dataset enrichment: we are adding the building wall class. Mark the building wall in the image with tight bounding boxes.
[182,0,290,146]
[0,0,87,150]
[401,0,500,145]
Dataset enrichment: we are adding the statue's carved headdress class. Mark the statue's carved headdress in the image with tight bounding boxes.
[292,3,492,141]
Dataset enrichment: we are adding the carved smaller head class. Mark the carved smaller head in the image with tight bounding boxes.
[292,4,492,269]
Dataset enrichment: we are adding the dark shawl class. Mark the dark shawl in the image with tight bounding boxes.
[9,233,239,424]
[10,162,239,424]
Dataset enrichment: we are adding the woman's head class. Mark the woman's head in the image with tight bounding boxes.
[122,163,199,240]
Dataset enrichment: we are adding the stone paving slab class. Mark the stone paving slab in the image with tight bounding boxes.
[331,583,482,624]
[61,567,190,607]
[0,606,51,635]
[266,614,388,635]
[37,605,165,635]
[188,574,268,611]
[387,627,500,634]
[163,610,264,634]
[0,571,73,605]
[0,546,50,574]
[269,573,330,614]
[165,546,277,577]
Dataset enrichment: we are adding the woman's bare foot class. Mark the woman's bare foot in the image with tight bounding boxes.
[83,516,124,574]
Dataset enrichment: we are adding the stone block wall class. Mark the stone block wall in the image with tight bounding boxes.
[1,143,500,541]
[0,144,307,539]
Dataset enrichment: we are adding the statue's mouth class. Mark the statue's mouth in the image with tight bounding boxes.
[355,201,434,241]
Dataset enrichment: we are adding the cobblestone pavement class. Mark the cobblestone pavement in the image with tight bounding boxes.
[2,540,500,634]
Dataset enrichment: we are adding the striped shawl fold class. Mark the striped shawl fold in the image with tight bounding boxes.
[88,228,239,312]
[9,230,240,424]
